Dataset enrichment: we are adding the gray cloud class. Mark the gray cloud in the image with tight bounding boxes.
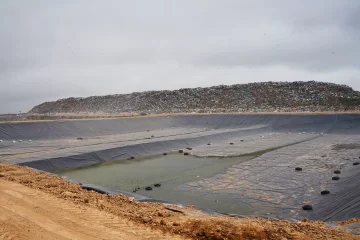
[1,0,360,113]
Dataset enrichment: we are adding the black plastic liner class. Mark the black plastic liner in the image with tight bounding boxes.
[1,114,360,141]
[1,113,360,221]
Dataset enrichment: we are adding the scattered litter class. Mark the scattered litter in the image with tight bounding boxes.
[28,81,360,114]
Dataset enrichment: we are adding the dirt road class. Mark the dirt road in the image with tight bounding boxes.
[0,180,183,240]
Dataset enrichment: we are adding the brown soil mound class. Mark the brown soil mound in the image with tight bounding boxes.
[0,163,359,240]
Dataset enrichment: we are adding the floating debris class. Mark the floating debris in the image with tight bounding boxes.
[321,190,330,195]
[302,205,313,211]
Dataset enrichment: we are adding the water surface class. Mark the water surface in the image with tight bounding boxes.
[56,153,276,215]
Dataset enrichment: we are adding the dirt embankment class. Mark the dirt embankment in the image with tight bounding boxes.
[0,163,359,240]
[3,111,360,123]
[0,179,181,240]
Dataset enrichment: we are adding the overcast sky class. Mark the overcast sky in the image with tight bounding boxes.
[1,1,360,113]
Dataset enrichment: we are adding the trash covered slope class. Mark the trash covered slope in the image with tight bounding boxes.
[28,81,360,115]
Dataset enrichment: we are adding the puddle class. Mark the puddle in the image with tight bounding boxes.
[55,153,276,216]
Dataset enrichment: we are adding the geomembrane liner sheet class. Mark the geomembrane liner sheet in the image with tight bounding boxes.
[1,114,360,221]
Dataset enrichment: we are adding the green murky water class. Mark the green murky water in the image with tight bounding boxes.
[55,153,276,216]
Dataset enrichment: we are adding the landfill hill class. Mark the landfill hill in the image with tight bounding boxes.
[29,81,360,115]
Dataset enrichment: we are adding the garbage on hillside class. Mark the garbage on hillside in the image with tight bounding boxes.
[28,81,360,115]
